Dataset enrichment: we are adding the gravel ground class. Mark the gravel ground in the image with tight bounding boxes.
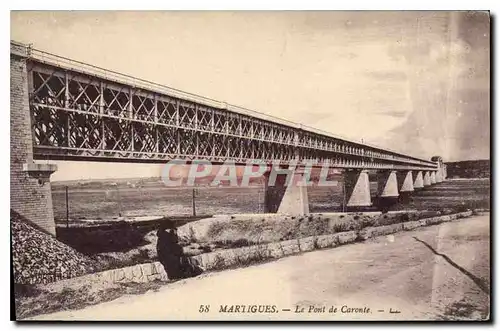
[11,210,96,284]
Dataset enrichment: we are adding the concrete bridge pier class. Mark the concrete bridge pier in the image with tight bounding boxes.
[397,170,414,203]
[375,170,399,210]
[423,171,432,186]
[397,171,414,192]
[430,171,437,184]
[435,171,443,183]
[413,171,424,189]
[263,167,309,215]
[343,169,371,209]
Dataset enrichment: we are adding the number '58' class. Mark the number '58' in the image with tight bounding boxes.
[199,305,210,313]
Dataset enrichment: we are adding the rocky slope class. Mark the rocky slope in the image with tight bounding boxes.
[11,210,96,284]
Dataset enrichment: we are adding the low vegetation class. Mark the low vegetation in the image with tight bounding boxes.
[182,209,453,250]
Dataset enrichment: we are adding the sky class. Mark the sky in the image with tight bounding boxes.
[11,11,490,181]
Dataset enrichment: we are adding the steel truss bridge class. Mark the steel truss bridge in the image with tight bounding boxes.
[23,45,438,171]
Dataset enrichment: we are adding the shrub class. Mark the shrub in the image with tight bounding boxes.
[206,221,225,239]
[200,244,212,253]
[229,238,251,248]
[456,205,471,213]
[130,249,150,264]
[332,220,352,233]
[359,217,376,228]
[209,254,226,271]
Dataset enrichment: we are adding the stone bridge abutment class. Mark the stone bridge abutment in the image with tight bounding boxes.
[11,44,57,235]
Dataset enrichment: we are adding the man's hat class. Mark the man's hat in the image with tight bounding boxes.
[159,219,176,230]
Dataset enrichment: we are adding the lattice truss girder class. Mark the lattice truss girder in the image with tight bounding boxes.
[27,61,437,170]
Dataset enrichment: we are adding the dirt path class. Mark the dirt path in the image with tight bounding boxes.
[30,214,490,321]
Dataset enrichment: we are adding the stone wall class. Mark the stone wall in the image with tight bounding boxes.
[190,211,473,272]
[190,231,359,270]
[88,261,169,284]
[36,210,475,286]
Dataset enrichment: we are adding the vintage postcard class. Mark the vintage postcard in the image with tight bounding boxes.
[10,11,490,321]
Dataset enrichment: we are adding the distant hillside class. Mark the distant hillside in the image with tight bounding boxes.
[52,168,343,189]
[445,159,490,179]
[52,176,162,188]
[52,175,265,189]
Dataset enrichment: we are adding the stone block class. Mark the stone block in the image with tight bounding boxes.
[359,224,402,239]
[192,254,209,270]
[280,239,300,255]
[159,271,169,282]
[402,221,421,231]
[114,269,125,282]
[150,262,157,274]
[142,263,154,276]
[316,234,336,248]
[299,237,315,252]
[132,264,143,279]
[121,266,132,281]
[418,219,428,226]
[96,270,110,283]
[224,249,237,265]
[153,262,165,275]
[356,228,373,241]
[147,274,159,282]
[266,242,284,258]
[335,231,357,244]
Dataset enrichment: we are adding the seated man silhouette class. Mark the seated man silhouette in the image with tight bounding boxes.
[156,221,202,280]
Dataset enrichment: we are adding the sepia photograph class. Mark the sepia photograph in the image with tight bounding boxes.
[10,10,490,321]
